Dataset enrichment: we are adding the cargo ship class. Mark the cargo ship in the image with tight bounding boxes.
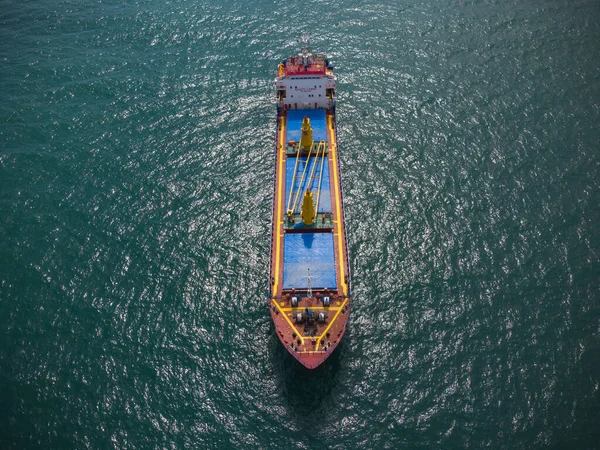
[268,40,351,369]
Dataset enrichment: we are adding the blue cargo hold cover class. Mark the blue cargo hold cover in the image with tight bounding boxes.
[283,233,336,289]
[286,109,327,143]
[285,156,331,214]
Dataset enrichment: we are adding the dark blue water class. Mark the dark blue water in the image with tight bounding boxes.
[1,0,599,448]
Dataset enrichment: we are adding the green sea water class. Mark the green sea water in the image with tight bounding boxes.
[1,0,599,448]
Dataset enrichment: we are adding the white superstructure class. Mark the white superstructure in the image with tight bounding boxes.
[275,44,336,111]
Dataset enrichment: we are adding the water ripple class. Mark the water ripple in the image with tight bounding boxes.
[1,0,599,448]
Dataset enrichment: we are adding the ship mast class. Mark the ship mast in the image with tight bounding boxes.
[300,33,310,54]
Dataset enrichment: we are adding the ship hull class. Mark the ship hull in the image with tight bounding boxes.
[268,101,351,369]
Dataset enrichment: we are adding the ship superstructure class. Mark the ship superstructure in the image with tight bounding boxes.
[269,40,351,369]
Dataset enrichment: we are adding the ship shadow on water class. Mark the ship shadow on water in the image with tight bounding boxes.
[269,327,349,419]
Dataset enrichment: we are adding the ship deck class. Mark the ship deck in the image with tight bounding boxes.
[284,57,325,76]
[269,107,351,369]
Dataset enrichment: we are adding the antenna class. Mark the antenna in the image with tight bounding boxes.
[300,33,310,54]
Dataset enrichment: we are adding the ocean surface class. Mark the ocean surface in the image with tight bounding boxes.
[1,0,599,448]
